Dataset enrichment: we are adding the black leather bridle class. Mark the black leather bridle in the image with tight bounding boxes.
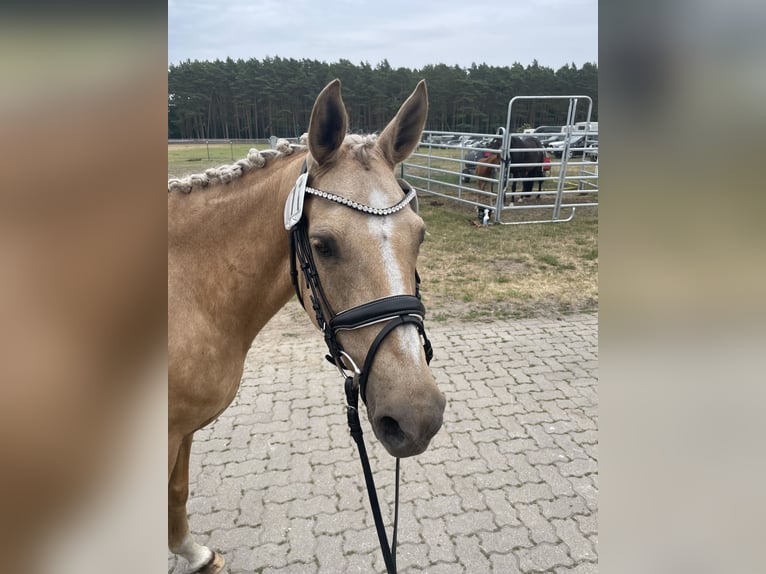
[284,161,434,573]
[286,162,433,403]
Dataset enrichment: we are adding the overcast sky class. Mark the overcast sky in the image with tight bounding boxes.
[168,0,597,70]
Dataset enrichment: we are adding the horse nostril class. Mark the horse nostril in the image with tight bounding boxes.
[378,416,406,447]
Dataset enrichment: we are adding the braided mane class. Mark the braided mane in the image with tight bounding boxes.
[167,133,379,194]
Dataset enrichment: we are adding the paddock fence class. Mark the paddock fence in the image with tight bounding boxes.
[401,95,598,225]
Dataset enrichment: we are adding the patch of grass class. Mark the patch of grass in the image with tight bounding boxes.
[503,288,532,300]
[168,142,270,178]
[417,192,598,320]
[537,254,561,267]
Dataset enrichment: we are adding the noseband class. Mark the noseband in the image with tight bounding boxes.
[285,162,433,403]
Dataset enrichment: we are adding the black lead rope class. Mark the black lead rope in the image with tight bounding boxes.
[345,376,400,574]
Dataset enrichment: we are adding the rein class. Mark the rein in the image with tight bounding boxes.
[285,161,433,573]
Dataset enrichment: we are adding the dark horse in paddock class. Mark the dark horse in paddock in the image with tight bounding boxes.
[506,135,548,203]
[474,135,549,220]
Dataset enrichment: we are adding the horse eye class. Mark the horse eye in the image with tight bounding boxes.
[311,236,336,259]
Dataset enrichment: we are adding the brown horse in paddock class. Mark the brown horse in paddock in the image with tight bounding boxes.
[474,153,502,221]
[475,152,502,192]
[168,80,445,573]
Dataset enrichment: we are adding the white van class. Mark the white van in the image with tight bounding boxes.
[572,121,598,135]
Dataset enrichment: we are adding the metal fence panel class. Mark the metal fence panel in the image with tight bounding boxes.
[401,96,598,225]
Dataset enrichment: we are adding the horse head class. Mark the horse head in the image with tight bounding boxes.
[295,79,445,458]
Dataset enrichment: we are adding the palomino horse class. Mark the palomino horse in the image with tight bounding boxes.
[168,80,446,573]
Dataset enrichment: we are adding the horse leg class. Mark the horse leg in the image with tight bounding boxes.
[169,433,225,574]
[537,164,545,199]
[523,172,534,201]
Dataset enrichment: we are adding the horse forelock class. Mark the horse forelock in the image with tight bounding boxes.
[345,133,378,166]
[306,133,379,178]
[168,137,307,194]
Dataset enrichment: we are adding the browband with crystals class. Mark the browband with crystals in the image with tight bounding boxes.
[305,185,417,216]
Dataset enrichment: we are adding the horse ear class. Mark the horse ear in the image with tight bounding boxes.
[307,79,348,166]
[377,80,428,168]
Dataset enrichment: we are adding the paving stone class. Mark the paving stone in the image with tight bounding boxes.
[483,489,521,527]
[455,535,491,572]
[516,503,559,544]
[451,475,485,511]
[420,517,456,563]
[490,552,524,573]
[314,534,345,573]
[414,494,463,519]
[536,464,576,497]
[314,509,366,535]
[575,512,598,536]
[189,509,238,533]
[478,526,533,552]
[344,553,374,573]
[559,457,598,477]
[553,518,597,562]
[526,447,569,465]
[425,561,466,574]
[569,474,598,510]
[555,561,599,574]
[397,542,430,569]
[506,482,554,504]
[474,468,521,490]
[517,542,574,572]
[445,510,496,536]
[207,526,259,553]
[246,542,289,572]
[506,453,542,483]
[539,496,590,520]
[169,307,598,574]
[285,517,315,563]
[342,526,380,556]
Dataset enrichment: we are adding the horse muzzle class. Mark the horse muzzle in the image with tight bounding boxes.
[369,382,446,458]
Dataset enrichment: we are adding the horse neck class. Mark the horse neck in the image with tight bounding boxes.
[168,151,307,350]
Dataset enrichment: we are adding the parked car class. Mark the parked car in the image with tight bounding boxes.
[533,125,564,135]
[547,134,598,159]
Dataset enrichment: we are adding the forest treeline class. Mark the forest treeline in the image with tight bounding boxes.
[168,57,598,140]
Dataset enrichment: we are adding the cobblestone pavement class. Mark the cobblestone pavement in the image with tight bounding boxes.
[169,302,598,574]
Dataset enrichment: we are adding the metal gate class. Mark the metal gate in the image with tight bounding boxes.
[401,95,598,224]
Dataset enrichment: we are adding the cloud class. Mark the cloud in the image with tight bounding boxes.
[168,0,597,69]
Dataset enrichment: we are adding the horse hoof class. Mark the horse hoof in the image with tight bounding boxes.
[193,552,225,574]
